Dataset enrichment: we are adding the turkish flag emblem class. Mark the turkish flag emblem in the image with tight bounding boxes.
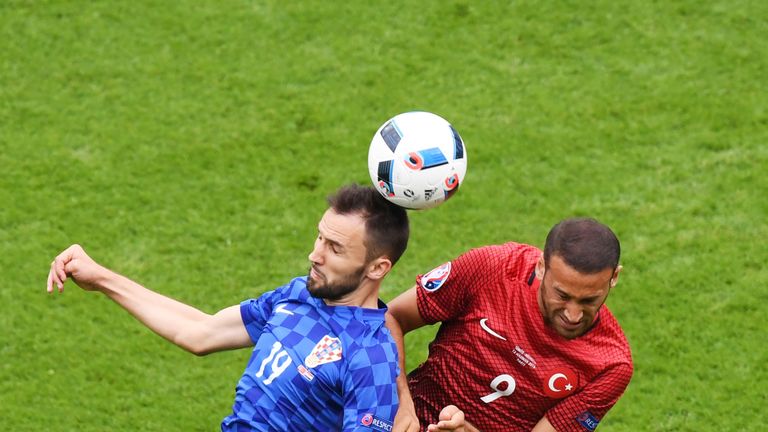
[543,367,579,399]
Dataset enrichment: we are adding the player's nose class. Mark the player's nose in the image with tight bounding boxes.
[308,244,323,264]
[563,304,583,323]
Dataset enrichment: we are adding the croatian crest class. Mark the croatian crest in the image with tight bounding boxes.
[305,335,343,368]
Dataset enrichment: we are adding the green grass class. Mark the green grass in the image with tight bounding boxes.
[2,0,766,430]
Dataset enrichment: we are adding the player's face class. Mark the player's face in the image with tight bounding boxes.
[537,255,619,339]
[307,209,370,301]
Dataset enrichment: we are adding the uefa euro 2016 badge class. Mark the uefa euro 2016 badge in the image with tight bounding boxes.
[305,335,343,368]
[420,262,451,292]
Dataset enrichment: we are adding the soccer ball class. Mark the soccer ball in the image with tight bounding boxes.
[368,111,467,210]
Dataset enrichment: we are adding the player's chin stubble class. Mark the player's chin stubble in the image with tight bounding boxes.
[307,266,365,301]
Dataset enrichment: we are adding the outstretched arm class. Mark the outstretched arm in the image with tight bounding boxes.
[47,244,252,355]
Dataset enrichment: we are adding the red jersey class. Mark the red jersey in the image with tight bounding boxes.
[409,242,633,432]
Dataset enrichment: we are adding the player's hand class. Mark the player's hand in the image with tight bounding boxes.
[427,405,472,432]
[392,397,420,432]
[47,244,106,293]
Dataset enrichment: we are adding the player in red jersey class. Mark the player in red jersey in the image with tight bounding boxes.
[389,218,633,432]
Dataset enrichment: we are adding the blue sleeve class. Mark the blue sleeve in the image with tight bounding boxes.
[341,343,400,431]
[239,295,274,343]
[239,277,309,343]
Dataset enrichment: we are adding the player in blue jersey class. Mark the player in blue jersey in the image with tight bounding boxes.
[46,184,409,431]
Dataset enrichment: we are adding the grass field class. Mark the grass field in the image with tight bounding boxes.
[2,0,766,430]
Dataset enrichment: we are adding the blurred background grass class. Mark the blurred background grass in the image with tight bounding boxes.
[1,0,766,430]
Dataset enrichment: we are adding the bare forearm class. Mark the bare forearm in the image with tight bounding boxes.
[96,267,212,352]
[48,244,251,355]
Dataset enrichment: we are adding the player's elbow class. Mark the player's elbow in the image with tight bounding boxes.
[171,306,250,356]
[175,335,210,356]
[174,325,217,356]
[189,346,215,357]
[184,339,215,356]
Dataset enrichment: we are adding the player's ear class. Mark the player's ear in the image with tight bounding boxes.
[535,257,545,280]
[366,257,392,281]
[609,265,623,288]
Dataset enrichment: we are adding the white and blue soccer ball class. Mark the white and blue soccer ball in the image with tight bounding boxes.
[368,111,468,210]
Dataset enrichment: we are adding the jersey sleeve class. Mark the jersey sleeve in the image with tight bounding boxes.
[341,344,400,431]
[415,246,491,324]
[239,295,274,343]
[239,279,303,343]
[545,363,633,432]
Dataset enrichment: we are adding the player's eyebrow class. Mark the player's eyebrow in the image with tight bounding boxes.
[555,286,600,304]
[327,238,345,251]
[317,226,347,252]
[579,295,601,304]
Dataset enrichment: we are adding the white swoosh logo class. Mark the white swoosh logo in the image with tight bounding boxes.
[479,318,506,340]
[275,304,294,315]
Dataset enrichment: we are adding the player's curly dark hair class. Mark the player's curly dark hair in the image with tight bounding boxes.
[327,184,409,265]
[543,218,620,273]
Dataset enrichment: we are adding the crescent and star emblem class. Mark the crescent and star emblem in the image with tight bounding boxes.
[543,368,578,399]
[547,373,573,392]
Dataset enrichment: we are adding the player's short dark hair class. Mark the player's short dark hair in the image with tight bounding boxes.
[543,218,620,273]
[327,184,410,265]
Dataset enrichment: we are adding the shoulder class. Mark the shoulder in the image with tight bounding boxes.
[585,306,634,368]
[284,276,311,297]
[262,276,312,302]
[582,314,634,393]
[458,242,539,264]
[344,313,397,365]
[240,276,314,316]
[454,242,541,281]
[552,310,633,397]
[598,306,631,344]
[345,327,399,377]
[350,311,394,348]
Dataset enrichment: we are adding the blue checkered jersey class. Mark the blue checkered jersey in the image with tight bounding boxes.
[221,277,400,432]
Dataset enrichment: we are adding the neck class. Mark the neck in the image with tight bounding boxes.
[323,279,381,309]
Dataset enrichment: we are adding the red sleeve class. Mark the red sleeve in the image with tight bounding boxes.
[546,362,633,431]
[414,246,495,324]
[416,242,522,324]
